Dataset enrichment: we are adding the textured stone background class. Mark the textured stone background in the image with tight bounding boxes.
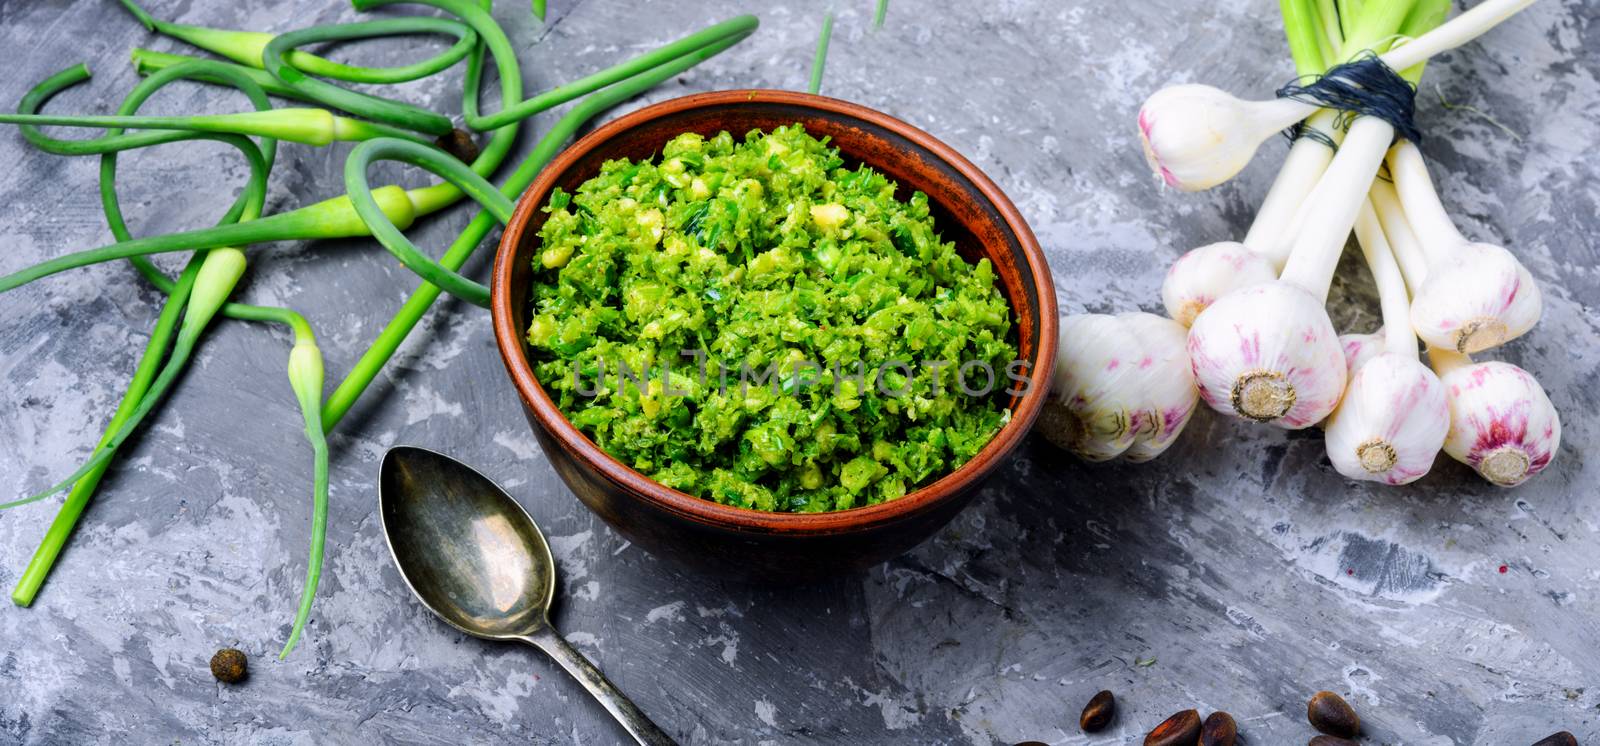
[1,0,1597,743]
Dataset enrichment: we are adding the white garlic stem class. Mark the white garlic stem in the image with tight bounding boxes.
[1380,0,1542,73]
[1323,207,1450,484]
[1279,116,1396,302]
[1242,110,1342,270]
[1387,140,1468,263]
[1136,0,1543,192]
[1368,180,1429,289]
[1354,202,1419,360]
[1386,140,1543,354]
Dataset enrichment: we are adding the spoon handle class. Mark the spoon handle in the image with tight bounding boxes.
[520,626,676,746]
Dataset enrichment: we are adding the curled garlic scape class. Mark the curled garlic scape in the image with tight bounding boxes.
[1038,312,1198,462]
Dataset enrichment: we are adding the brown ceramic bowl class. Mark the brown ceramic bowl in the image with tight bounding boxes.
[491,90,1056,583]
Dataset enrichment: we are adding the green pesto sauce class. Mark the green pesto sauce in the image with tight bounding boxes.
[526,125,1017,512]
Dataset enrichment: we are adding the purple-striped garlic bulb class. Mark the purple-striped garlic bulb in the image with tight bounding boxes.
[1187,282,1346,429]
[1037,312,1198,462]
[1432,351,1561,487]
[1160,241,1277,327]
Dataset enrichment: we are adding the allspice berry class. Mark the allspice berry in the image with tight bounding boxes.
[1080,690,1116,732]
[209,648,248,684]
[1145,709,1201,746]
[1200,711,1238,746]
[1307,691,1360,737]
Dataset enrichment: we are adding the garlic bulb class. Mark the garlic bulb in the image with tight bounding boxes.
[1324,201,1449,484]
[1340,330,1386,375]
[1187,282,1346,429]
[1118,313,1200,462]
[1137,85,1309,192]
[1039,312,1198,462]
[1409,242,1542,354]
[1433,352,1561,487]
[1387,142,1543,354]
[1324,354,1449,484]
[1160,241,1277,327]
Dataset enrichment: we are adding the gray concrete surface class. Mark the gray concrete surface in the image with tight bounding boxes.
[1,0,1597,743]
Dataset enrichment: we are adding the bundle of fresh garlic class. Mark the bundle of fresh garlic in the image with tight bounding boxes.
[1040,0,1561,487]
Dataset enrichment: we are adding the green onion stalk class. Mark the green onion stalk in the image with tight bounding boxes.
[344,139,515,308]
[4,60,333,658]
[0,108,434,147]
[100,62,334,659]
[117,0,487,137]
[117,0,478,96]
[809,13,834,95]
[261,18,474,136]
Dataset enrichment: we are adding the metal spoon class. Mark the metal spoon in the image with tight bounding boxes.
[378,445,674,745]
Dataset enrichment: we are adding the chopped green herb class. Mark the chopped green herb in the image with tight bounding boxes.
[528,125,1017,512]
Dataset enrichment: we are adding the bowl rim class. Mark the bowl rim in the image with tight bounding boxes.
[491,89,1056,536]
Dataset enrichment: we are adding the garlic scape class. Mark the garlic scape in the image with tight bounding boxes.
[1430,349,1561,486]
[1323,202,1449,484]
[1038,312,1198,462]
[1386,141,1542,353]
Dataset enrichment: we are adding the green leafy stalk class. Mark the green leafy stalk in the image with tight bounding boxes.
[344,138,516,308]
[1,11,759,293]
[533,0,547,21]
[261,19,472,135]
[874,0,889,29]
[8,60,280,605]
[0,109,432,147]
[119,0,474,85]
[280,328,330,659]
[1314,0,1344,59]
[1339,0,1421,59]
[450,14,760,132]
[809,13,835,95]
[8,256,202,604]
[131,49,311,101]
[3,249,249,509]
[1281,0,1331,78]
[0,186,419,292]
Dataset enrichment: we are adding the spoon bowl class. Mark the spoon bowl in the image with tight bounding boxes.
[379,446,554,639]
[378,445,674,745]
